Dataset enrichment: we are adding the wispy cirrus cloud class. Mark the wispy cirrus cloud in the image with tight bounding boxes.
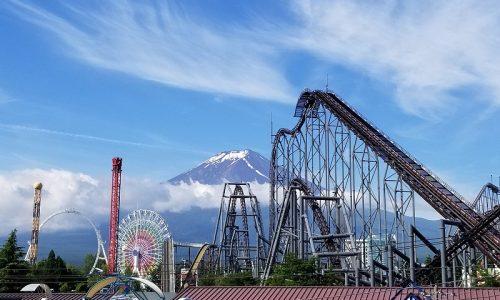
[288,0,500,119]
[6,0,500,120]
[5,1,295,103]
[0,122,156,148]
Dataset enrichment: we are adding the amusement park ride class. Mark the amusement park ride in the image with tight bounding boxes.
[24,159,174,275]
[117,209,170,277]
[24,158,177,293]
[262,90,500,287]
[107,157,122,275]
[23,89,500,293]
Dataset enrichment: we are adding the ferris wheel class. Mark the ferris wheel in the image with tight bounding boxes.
[117,209,170,277]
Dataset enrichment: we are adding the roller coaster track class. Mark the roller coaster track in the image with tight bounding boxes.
[263,178,338,282]
[224,186,239,270]
[419,183,500,280]
[292,178,334,246]
[472,183,500,212]
[182,243,212,289]
[269,103,308,238]
[237,185,252,269]
[416,204,500,283]
[214,183,268,276]
[301,90,500,264]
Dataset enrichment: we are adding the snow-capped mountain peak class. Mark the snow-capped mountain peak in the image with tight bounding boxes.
[168,149,270,185]
[205,150,250,165]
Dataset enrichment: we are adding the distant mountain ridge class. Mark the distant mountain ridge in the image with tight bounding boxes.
[8,208,441,266]
[168,149,270,184]
[8,149,443,266]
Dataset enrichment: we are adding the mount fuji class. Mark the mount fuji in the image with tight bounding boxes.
[168,149,270,184]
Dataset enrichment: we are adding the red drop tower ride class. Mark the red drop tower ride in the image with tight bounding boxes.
[108,157,122,274]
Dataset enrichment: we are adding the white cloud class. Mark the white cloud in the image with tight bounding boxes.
[6,1,294,103]
[151,181,270,213]
[0,168,270,236]
[288,0,500,119]
[0,166,457,244]
[0,169,107,235]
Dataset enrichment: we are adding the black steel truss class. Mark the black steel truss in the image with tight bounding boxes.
[213,183,267,276]
[266,90,500,286]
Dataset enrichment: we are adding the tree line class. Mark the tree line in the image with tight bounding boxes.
[0,229,107,292]
[198,254,344,287]
[3,228,500,292]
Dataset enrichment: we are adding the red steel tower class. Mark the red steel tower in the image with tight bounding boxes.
[107,157,122,273]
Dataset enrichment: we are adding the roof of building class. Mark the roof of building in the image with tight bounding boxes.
[0,293,107,300]
[173,286,500,300]
[0,292,175,300]
[19,284,50,293]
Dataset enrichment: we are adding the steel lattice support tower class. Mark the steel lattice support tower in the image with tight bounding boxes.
[213,183,267,277]
[107,157,122,274]
[265,90,500,286]
[29,182,43,265]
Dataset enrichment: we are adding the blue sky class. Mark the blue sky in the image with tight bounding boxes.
[0,0,499,235]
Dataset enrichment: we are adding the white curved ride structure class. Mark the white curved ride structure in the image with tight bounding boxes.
[84,275,164,300]
[25,208,107,275]
[117,209,170,277]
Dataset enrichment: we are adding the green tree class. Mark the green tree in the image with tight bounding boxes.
[32,249,85,292]
[75,282,88,292]
[81,253,107,290]
[0,229,30,292]
[59,282,71,292]
[266,254,318,286]
[422,255,441,285]
[199,255,343,287]
[473,261,500,287]
[218,272,256,286]
[266,254,342,286]
[198,271,257,286]
[32,250,60,288]
[198,272,217,286]
[148,264,161,287]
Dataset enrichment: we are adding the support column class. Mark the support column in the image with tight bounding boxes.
[388,243,394,287]
[463,250,469,287]
[452,257,457,287]
[441,220,447,287]
[369,239,375,287]
[161,239,175,293]
[410,228,415,283]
